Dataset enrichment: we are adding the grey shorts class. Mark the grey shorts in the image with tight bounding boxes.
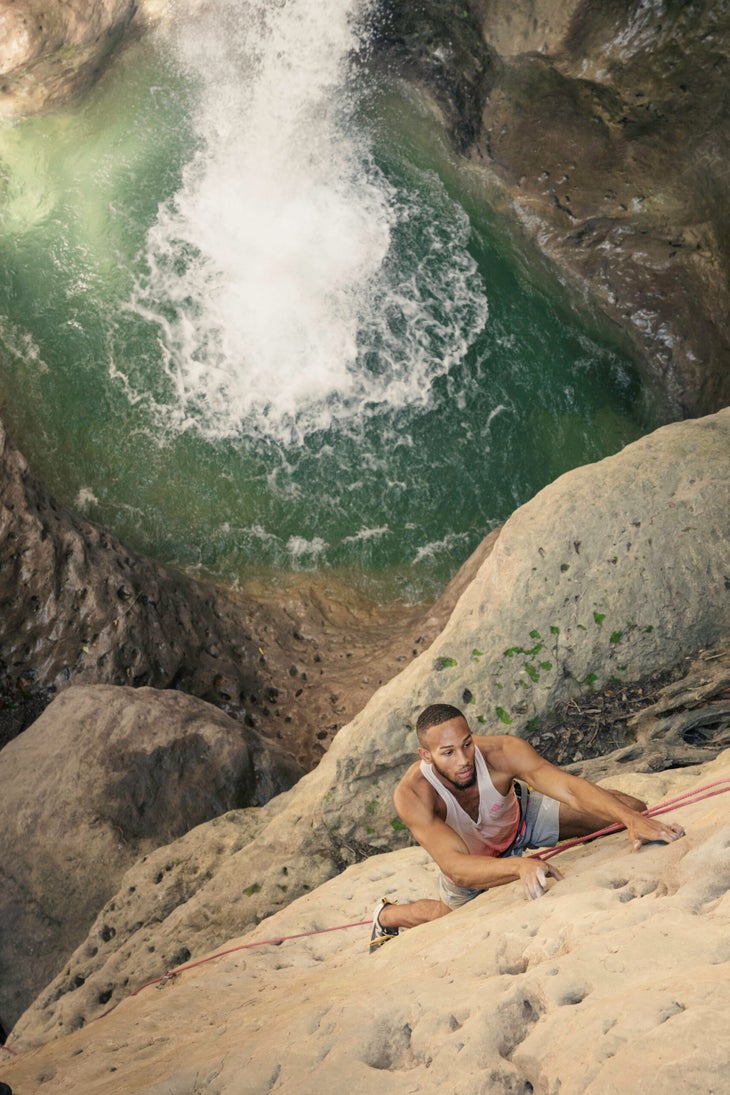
[438,782,561,910]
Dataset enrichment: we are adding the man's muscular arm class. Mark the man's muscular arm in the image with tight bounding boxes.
[393,773,563,900]
[493,737,685,849]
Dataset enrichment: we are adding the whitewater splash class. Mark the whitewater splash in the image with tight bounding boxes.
[127,0,488,444]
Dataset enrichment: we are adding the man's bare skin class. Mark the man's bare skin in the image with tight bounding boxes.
[377,712,685,932]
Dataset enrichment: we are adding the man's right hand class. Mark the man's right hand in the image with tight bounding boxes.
[518,857,564,900]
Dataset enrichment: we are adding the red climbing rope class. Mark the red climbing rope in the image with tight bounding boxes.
[532,776,730,861]
[88,776,730,1008]
[116,777,730,991]
[1,777,728,1060]
[127,918,372,999]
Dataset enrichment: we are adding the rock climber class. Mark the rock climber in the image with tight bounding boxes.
[371,702,685,950]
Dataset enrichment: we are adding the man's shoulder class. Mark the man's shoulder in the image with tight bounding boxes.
[397,759,433,794]
[395,760,439,813]
[475,734,529,774]
[474,733,511,759]
[394,763,453,834]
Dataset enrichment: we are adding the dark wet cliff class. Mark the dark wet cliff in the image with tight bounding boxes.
[371,0,730,418]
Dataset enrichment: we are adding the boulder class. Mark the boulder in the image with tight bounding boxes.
[411,408,729,735]
[9,409,729,1046]
[0,684,302,1031]
[0,0,137,117]
[3,751,730,1091]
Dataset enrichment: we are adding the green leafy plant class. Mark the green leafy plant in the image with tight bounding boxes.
[435,655,458,669]
[504,641,544,657]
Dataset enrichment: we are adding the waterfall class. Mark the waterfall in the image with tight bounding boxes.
[0,0,647,599]
[127,0,488,443]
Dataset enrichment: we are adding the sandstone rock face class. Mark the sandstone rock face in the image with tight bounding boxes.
[374,0,730,418]
[10,410,729,1046]
[0,684,302,1032]
[4,753,730,1092]
[418,409,729,734]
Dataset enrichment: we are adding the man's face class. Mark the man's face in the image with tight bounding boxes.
[418,716,476,791]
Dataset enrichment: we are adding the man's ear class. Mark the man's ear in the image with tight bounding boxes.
[417,746,432,764]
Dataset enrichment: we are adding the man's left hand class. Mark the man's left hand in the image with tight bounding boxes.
[626,814,685,850]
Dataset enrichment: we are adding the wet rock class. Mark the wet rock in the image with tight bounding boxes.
[0,0,137,117]
[370,0,499,150]
[373,0,730,417]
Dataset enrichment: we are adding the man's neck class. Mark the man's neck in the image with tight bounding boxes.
[428,760,481,818]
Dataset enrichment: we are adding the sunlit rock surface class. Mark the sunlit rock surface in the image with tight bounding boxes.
[3,752,729,1093]
[8,409,728,1048]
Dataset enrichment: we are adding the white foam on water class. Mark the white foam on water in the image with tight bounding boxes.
[0,318,47,373]
[342,526,390,543]
[412,530,473,566]
[486,403,510,428]
[127,0,488,445]
[286,535,328,566]
[75,487,100,510]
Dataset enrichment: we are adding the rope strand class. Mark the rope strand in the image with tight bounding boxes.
[533,777,730,861]
[2,777,728,1059]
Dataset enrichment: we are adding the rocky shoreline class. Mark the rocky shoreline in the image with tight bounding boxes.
[0,417,500,770]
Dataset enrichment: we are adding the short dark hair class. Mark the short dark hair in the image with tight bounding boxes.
[416,703,466,745]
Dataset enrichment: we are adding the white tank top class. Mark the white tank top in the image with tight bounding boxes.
[420,745,519,857]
